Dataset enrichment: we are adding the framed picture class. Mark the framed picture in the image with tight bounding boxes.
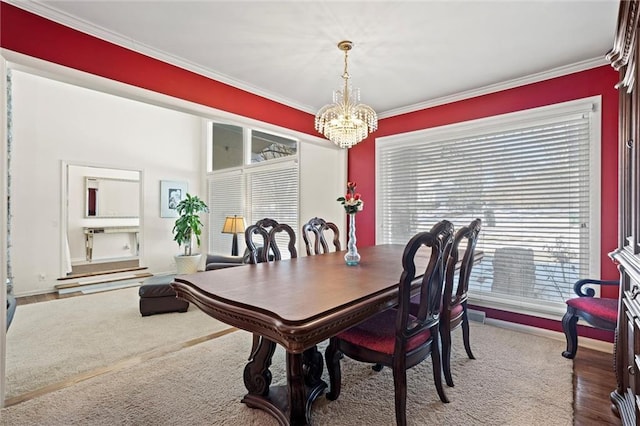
[160,180,187,218]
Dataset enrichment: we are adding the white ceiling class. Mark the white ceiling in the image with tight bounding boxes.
[10,0,620,117]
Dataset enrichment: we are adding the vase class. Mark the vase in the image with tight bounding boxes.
[345,213,361,266]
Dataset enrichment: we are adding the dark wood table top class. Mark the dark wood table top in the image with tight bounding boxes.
[172,244,482,353]
[173,245,406,351]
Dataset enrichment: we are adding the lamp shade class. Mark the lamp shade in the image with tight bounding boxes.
[222,215,246,234]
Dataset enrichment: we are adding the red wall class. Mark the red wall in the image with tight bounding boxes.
[0,2,316,136]
[352,66,620,287]
[348,66,620,339]
[1,3,620,338]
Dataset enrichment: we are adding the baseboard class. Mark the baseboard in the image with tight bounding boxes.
[485,317,614,354]
[468,308,486,324]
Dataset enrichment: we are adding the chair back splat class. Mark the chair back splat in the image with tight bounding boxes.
[245,217,297,262]
[302,217,341,256]
[325,220,454,426]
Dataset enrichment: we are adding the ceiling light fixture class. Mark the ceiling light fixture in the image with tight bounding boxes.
[315,40,378,149]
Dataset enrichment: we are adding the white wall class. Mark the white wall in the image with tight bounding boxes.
[10,70,204,296]
[299,141,347,250]
[1,55,9,408]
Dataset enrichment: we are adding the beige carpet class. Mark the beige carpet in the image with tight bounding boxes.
[5,286,232,399]
[1,323,573,425]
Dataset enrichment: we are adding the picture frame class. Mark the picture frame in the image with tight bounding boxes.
[160,180,188,218]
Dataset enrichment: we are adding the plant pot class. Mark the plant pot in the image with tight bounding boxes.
[175,254,202,274]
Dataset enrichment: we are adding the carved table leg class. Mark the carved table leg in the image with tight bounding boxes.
[243,335,276,396]
[242,336,289,424]
[303,345,324,387]
[287,352,308,424]
[241,337,327,425]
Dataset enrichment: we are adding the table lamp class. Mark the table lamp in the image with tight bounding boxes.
[222,215,246,256]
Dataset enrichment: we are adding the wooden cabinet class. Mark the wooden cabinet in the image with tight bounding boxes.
[609,1,640,424]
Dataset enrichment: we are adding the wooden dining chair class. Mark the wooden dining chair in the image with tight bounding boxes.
[244,218,280,264]
[439,218,482,387]
[302,217,341,256]
[244,218,297,359]
[325,222,453,425]
[561,278,619,359]
[372,219,454,374]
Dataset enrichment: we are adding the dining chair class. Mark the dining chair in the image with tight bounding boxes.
[372,219,455,373]
[301,217,341,256]
[244,218,297,360]
[439,218,482,387]
[244,218,281,264]
[561,278,619,359]
[325,222,453,425]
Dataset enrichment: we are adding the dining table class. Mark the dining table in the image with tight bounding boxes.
[171,244,482,425]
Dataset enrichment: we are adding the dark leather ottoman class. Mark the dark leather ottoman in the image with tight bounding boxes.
[138,274,189,316]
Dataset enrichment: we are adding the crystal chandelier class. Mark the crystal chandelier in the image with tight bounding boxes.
[315,40,378,149]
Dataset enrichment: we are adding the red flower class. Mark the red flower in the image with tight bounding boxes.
[337,182,364,214]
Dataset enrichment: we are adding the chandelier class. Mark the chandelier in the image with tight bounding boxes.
[315,40,378,149]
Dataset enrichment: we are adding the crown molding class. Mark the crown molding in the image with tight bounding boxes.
[5,0,317,114]
[8,0,610,120]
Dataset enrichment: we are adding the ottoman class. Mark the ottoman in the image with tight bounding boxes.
[138,274,189,316]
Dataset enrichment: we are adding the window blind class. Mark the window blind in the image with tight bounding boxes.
[208,170,244,255]
[377,98,600,316]
[246,161,299,259]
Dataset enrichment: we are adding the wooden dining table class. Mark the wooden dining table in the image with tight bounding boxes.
[171,244,482,425]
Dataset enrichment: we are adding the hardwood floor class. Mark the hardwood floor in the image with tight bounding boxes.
[574,347,621,425]
[10,295,624,423]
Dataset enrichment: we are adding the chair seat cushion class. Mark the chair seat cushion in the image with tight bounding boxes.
[411,297,464,318]
[337,309,432,355]
[566,297,618,324]
[447,303,464,318]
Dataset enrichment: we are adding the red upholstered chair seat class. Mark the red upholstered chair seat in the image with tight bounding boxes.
[566,297,618,324]
[337,309,432,355]
[562,278,619,359]
[410,296,465,318]
[447,302,464,318]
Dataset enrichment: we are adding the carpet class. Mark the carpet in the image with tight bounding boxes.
[5,286,233,399]
[1,323,573,425]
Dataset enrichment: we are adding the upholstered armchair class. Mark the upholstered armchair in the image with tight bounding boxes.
[561,278,619,359]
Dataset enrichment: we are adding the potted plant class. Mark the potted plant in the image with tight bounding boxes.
[172,193,209,273]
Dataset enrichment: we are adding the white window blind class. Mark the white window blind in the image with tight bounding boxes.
[208,170,244,255]
[207,161,300,258]
[376,97,601,316]
[246,161,299,259]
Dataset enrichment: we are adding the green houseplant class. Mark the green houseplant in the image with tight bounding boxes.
[172,193,209,273]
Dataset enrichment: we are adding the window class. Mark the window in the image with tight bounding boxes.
[251,130,297,163]
[208,122,300,257]
[376,97,601,317]
[211,123,243,171]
